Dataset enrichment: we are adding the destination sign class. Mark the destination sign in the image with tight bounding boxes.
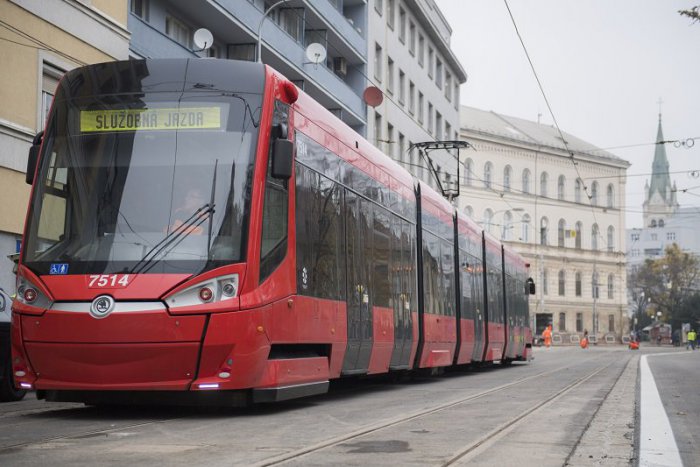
[80,107,222,132]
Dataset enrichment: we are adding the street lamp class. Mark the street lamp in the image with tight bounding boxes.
[256,0,291,62]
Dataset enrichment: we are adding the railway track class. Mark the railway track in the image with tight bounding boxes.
[251,353,629,466]
[0,352,631,466]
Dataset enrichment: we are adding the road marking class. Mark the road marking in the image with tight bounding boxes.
[639,354,683,467]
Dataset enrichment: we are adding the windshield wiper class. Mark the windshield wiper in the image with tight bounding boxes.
[128,204,214,275]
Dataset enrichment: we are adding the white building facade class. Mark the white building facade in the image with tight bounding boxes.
[459,106,630,344]
[366,0,467,186]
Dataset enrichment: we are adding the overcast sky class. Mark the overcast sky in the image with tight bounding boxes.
[435,0,700,228]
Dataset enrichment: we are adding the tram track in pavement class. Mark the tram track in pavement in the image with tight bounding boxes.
[0,353,622,460]
[251,353,620,467]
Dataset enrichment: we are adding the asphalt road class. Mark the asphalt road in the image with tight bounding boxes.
[645,349,700,467]
[0,347,650,466]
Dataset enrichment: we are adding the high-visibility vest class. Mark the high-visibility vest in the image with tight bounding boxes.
[689,331,697,341]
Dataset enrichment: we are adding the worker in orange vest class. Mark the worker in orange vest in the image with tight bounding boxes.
[543,324,552,348]
[580,329,589,349]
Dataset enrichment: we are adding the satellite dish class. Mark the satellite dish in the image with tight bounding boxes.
[363,86,383,107]
[305,43,327,65]
[193,28,214,51]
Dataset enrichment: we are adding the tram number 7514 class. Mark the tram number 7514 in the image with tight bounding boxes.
[88,274,130,288]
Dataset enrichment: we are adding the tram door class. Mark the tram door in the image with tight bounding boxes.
[342,192,373,374]
[472,257,486,361]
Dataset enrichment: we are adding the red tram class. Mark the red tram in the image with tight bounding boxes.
[11,59,534,405]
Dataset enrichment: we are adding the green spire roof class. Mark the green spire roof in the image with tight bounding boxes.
[647,115,672,203]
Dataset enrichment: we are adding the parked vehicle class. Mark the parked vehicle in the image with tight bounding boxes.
[1,288,26,401]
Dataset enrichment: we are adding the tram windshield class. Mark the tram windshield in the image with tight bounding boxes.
[23,87,263,276]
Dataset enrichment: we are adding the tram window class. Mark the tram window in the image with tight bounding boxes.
[295,165,345,300]
[442,240,455,316]
[260,101,289,282]
[422,231,441,315]
[373,207,391,307]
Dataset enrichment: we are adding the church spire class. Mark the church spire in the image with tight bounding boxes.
[647,114,672,203]
[643,112,679,227]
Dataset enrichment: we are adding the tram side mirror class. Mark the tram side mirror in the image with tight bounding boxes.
[271,138,293,180]
[26,131,43,185]
[526,278,536,295]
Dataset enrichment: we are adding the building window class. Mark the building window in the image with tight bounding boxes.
[386,123,394,157]
[386,0,395,28]
[484,208,494,233]
[576,313,583,332]
[659,219,665,228]
[454,82,460,110]
[374,112,382,148]
[591,181,599,206]
[540,172,548,197]
[131,0,150,21]
[523,169,531,194]
[558,219,566,247]
[559,312,566,331]
[435,58,443,88]
[418,92,424,124]
[558,175,566,200]
[502,211,512,240]
[484,162,493,188]
[592,224,599,250]
[503,165,512,192]
[631,233,640,241]
[607,226,614,252]
[445,72,452,101]
[398,7,406,43]
[607,274,614,299]
[408,81,415,114]
[540,217,548,246]
[428,102,434,134]
[418,34,424,66]
[521,214,531,243]
[575,272,582,297]
[428,47,434,78]
[398,70,405,105]
[575,221,582,249]
[575,178,582,203]
[166,14,192,48]
[607,184,614,208]
[667,232,675,241]
[398,132,405,164]
[374,43,383,81]
[464,206,473,218]
[435,112,442,140]
[386,57,394,94]
[465,158,473,186]
[375,0,383,15]
[558,270,565,296]
[543,269,548,295]
[608,314,615,333]
[41,64,62,129]
[409,21,416,55]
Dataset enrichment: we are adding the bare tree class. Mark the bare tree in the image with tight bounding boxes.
[679,6,700,23]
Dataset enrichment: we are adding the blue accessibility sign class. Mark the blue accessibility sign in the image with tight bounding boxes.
[49,263,69,275]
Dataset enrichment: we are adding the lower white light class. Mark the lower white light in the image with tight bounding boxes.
[198,383,220,390]
[20,383,32,389]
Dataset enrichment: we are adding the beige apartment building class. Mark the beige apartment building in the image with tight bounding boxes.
[459,106,630,344]
[0,0,129,291]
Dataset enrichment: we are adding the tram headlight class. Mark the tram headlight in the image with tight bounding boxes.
[165,274,239,308]
[15,274,52,309]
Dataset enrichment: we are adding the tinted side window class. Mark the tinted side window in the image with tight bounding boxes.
[260,101,290,282]
[373,206,391,307]
[295,164,345,300]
